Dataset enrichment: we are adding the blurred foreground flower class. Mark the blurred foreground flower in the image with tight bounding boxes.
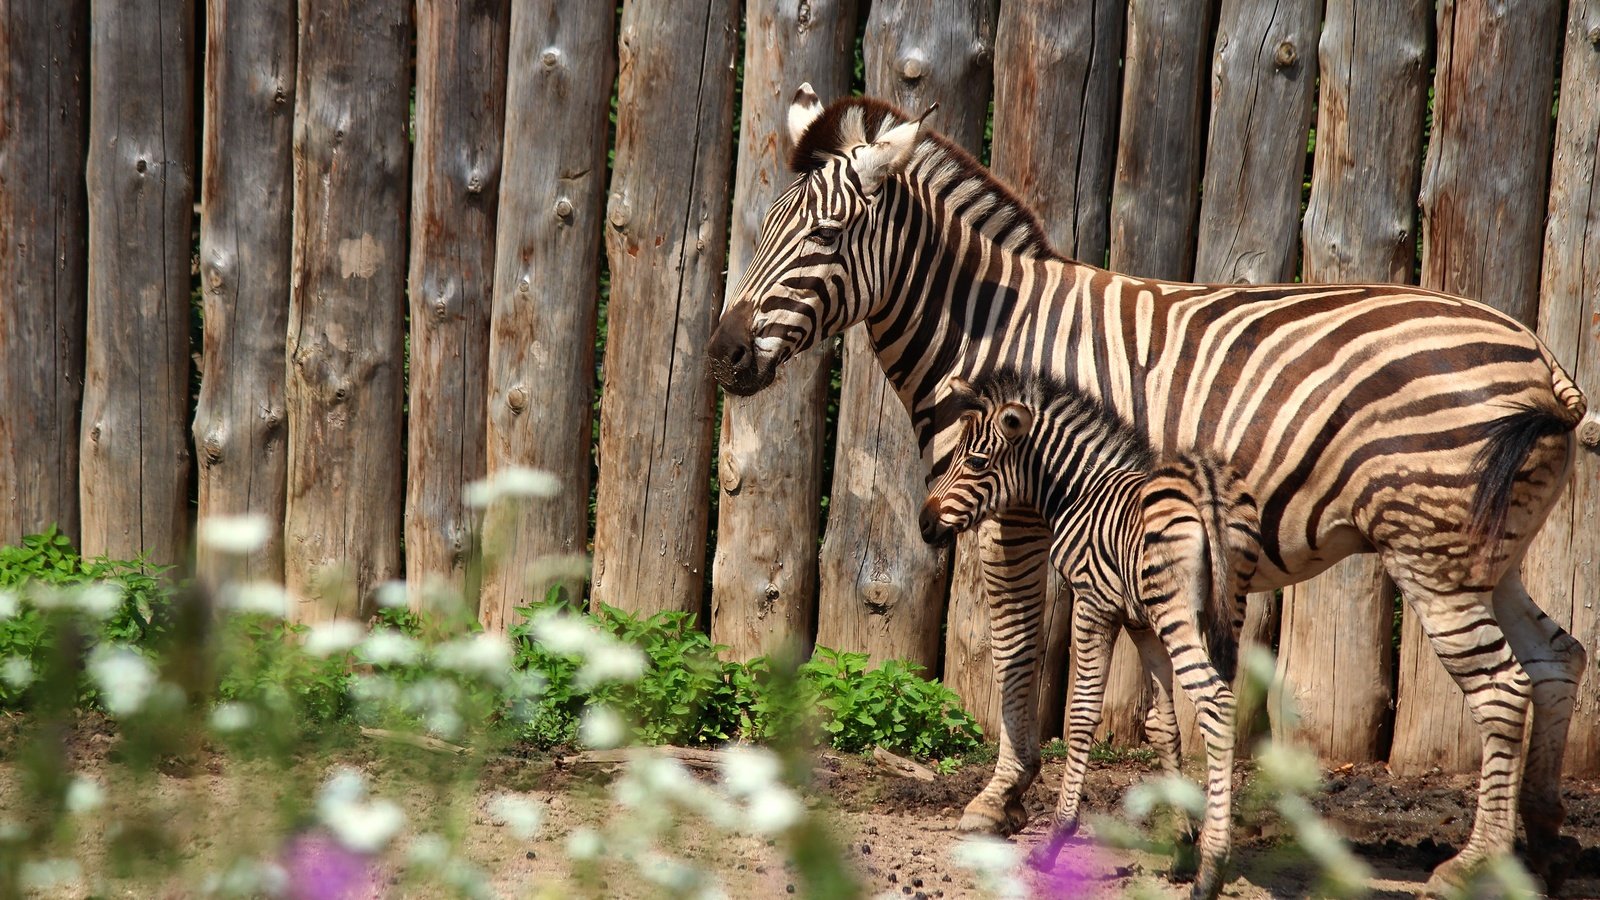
[199,514,272,555]
[580,704,627,749]
[0,589,17,619]
[1,655,34,690]
[433,633,513,680]
[210,701,256,734]
[223,581,290,618]
[464,466,559,508]
[63,776,104,814]
[304,620,364,658]
[952,835,1028,900]
[357,629,421,667]
[86,644,159,716]
[317,768,405,854]
[487,793,545,840]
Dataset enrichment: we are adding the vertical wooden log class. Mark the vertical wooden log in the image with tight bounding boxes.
[709,0,858,661]
[948,0,1126,740]
[0,0,88,546]
[405,0,509,600]
[194,0,297,583]
[80,0,196,568]
[1106,0,1216,281]
[1276,0,1430,764]
[591,0,739,618]
[1391,0,1562,775]
[1180,0,1322,756]
[1095,0,1215,746]
[284,0,412,621]
[480,3,615,630]
[816,0,995,671]
[1523,0,1600,777]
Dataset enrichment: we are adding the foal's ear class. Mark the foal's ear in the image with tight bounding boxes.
[853,103,935,194]
[788,82,824,147]
[944,375,983,415]
[996,402,1033,441]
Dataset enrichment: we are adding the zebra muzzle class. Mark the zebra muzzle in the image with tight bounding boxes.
[918,499,956,547]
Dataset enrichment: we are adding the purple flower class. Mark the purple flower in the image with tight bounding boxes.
[281,831,383,900]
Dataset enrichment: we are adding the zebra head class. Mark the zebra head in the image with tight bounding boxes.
[708,86,933,396]
[918,375,1036,546]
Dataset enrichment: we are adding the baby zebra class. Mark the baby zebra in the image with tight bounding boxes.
[918,369,1260,897]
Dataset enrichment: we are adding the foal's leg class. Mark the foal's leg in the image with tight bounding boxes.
[960,512,1052,835]
[1132,624,1182,777]
[1028,592,1121,870]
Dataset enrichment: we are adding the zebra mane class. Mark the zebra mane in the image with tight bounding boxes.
[969,368,1154,470]
[789,96,1056,259]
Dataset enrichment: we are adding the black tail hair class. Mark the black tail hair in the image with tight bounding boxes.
[1467,403,1575,560]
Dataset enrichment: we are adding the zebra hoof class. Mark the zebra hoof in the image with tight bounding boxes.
[1421,856,1473,898]
[1532,835,1581,896]
[957,802,1013,835]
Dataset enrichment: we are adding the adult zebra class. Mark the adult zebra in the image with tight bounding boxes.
[706,88,1591,893]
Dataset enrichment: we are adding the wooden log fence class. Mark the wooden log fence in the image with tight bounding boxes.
[1,0,1596,775]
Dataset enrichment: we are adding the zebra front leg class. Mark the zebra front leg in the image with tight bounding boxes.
[1028,595,1121,870]
[958,512,1052,835]
[1493,570,1585,893]
[1147,603,1235,900]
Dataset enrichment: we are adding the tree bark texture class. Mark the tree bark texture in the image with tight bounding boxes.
[0,0,87,546]
[1107,0,1216,280]
[480,2,615,631]
[591,0,739,617]
[1523,0,1600,777]
[710,0,858,661]
[816,0,994,673]
[284,0,412,621]
[1276,0,1430,765]
[1392,0,1563,775]
[194,0,297,583]
[80,0,196,568]
[405,0,509,603]
[965,0,1126,739]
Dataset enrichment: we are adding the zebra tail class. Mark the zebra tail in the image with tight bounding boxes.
[1196,464,1239,685]
[1467,402,1577,559]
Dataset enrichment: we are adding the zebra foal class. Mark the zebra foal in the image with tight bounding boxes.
[917,369,1260,892]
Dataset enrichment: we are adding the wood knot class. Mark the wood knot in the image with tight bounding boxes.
[507,385,528,414]
[1578,414,1600,448]
[135,158,148,174]
[719,453,741,493]
[465,171,485,195]
[202,435,224,464]
[898,53,926,82]
[608,195,629,230]
[796,0,812,28]
[433,296,450,320]
[1589,24,1600,45]
[1274,40,1297,68]
[763,583,780,602]
[554,197,574,220]
[541,48,561,68]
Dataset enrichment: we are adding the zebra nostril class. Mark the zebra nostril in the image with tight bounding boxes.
[724,342,749,367]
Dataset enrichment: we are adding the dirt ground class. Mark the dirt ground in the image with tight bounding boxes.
[6,722,1600,899]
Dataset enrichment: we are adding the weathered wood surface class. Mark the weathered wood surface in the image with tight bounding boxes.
[710,0,858,661]
[1392,0,1563,775]
[284,0,412,621]
[0,0,87,546]
[193,0,296,583]
[1173,0,1321,756]
[591,0,739,617]
[1107,0,1216,280]
[480,3,615,631]
[948,0,1125,738]
[1524,0,1600,776]
[80,0,196,568]
[405,0,509,602]
[817,0,994,672]
[1276,0,1430,764]
[1094,0,1216,748]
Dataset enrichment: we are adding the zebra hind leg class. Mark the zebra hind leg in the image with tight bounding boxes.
[1394,580,1532,896]
[1028,597,1121,871]
[1494,570,1586,893]
[958,514,1051,836]
[1130,623,1200,879]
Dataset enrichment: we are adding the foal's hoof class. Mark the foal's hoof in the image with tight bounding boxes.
[957,796,1029,835]
[1026,837,1065,872]
[1422,856,1473,898]
[1532,834,1581,896]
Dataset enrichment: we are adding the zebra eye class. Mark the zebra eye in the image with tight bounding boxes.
[963,453,990,471]
[808,224,842,245]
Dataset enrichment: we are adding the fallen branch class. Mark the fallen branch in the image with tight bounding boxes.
[358,726,471,756]
[872,745,935,782]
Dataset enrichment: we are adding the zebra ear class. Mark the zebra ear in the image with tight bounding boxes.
[854,109,930,194]
[788,83,824,146]
[945,375,982,415]
[997,403,1033,442]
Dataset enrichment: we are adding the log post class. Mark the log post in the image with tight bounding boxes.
[709,0,859,661]
[284,0,412,621]
[591,0,739,618]
[1522,0,1600,777]
[816,0,996,670]
[1096,0,1216,747]
[194,0,297,583]
[1276,0,1430,764]
[947,0,1126,740]
[405,0,510,602]
[0,0,88,546]
[1391,0,1563,775]
[80,0,196,568]
[1183,0,1321,756]
[480,2,615,631]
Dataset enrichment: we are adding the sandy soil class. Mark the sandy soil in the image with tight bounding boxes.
[5,720,1599,899]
